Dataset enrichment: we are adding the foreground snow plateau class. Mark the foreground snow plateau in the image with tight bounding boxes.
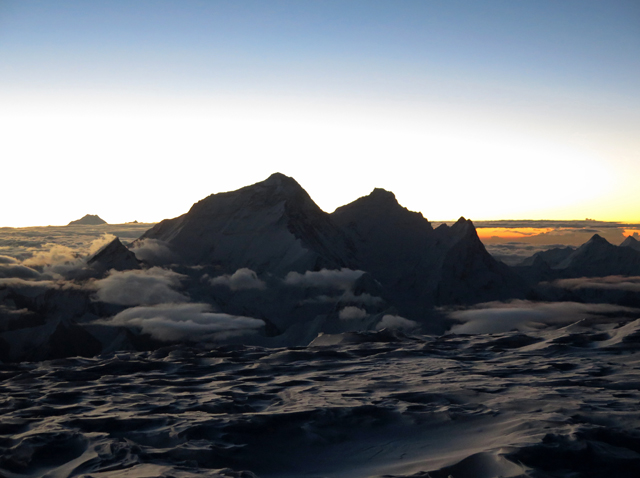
[1,322,639,478]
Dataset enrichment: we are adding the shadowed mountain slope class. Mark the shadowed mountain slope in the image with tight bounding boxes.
[621,235,640,252]
[87,237,141,274]
[434,218,524,305]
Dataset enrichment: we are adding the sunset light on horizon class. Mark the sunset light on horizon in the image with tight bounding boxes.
[1,1,638,227]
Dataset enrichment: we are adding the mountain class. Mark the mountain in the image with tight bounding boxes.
[142,175,523,309]
[332,188,433,285]
[434,218,525,305]
[515,235,640,284]
[68,214,107,226]
[620,235,640,252]
[140,173,355,274]
[87,237,141,274]
[333,189,524,308]
[556,234,640,277]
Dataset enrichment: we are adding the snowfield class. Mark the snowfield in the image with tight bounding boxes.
[1,322,639,478]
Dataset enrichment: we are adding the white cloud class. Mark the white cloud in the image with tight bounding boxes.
[284,268,365,290]
[0,278,81,293]
[104,303,264,342]
[92,267,188,305]
[0,256,18,264]
[131,239,176,264]
[210,268,266,291]
[339,306,367,320]
[0,278,53,291]
[22,244,78,267]
[0,264,41,279]
[375,314,418,331]
[87,234,117,254]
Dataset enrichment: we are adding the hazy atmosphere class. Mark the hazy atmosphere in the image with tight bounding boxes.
[1,0,639,226]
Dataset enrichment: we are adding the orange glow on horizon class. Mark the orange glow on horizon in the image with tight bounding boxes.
[476,227,555,240]
[622,229,640,238]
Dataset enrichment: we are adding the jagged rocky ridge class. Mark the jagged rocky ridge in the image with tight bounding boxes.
[331,187,523,310]
[514,233,640,283]
[142,173,522,305]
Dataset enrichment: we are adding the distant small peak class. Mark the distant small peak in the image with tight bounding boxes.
[68,214,107,226]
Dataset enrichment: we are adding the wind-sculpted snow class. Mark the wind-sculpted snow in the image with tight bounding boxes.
[1,323,639,478]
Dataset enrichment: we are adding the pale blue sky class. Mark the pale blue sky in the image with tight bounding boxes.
[1,1,639,226]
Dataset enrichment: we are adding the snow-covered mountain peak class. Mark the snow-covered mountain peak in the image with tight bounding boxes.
[188,172,317,218]
[140,173,353,272]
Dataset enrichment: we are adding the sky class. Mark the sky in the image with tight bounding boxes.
[1,0,639,227]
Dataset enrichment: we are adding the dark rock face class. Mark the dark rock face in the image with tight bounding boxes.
[141,173,356,274]
[332,188,434,284]
[435,218,524,305]
[333,190,524,309]
[68,214,107,226]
